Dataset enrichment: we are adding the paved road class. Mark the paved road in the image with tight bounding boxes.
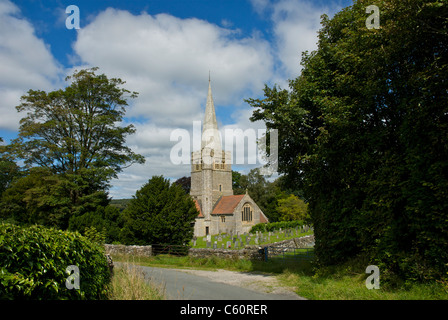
[133,265,304,300]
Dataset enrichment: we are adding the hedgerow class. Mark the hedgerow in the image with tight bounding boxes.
[0,223,111,299]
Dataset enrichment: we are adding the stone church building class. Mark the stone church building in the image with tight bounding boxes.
[191,79,269,237]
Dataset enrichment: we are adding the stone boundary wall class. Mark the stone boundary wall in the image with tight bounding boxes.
[189,235,315,260]
[261,234,315,249]
[188,247,264,260]
[104,244,152,257]
[104,235,315,260]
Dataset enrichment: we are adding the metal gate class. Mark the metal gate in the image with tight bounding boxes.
[264,246,314,262]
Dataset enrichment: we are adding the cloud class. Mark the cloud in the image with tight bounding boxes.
[0,0,62,131]
[70,8,275,198]
[250,0,344,82]
[72,9,273,108]
[0,1,343,198]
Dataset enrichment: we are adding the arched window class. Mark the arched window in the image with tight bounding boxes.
[242,203,253,222]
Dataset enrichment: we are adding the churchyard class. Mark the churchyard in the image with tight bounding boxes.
[190,225,314,249]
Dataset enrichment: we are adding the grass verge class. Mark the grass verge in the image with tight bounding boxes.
[107,261,166,300]
[111,253,448,300]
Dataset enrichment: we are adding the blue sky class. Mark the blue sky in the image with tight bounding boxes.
[0,0,352,198]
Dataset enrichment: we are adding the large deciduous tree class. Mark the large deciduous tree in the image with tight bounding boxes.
[247,0,448,282]
[2,68,144,228]
[11,67,144,205]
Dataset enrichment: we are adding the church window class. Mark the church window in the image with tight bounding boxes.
[242,204,253,222]
[213,159,225,170]
[219,184,222,191]
[221,216,225,223]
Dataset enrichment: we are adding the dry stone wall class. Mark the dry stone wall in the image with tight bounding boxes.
[104,244,152,257]
[104,235,315,260]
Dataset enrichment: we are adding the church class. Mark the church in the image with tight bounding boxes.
[190,79,269,237]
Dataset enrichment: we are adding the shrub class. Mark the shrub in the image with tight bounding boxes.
[120,176,198,245]
[0,223,111,299]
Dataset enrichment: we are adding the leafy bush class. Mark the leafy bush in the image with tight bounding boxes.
[250,220,305,233]
[247,0,448,283]
[69,205,122,244]
[0,223,111,299]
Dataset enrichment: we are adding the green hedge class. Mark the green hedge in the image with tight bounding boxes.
[0,223,111,299]
[250,220,306,233]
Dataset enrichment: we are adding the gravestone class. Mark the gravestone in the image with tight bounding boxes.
[206,241,211,248]
[213,241,217,249]
[226,241,232,249]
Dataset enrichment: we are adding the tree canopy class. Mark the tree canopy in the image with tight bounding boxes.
[1,68,144,232]
[11,67,144,199]
[120,176,199,245]
[247,0,448,282]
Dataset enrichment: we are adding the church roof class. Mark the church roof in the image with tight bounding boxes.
[259,211,269,223]
[194,199,203,218]
[211,195,245,215]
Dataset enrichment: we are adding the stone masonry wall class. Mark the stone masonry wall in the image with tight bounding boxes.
[104,244,152,257]
[104,235,315,260]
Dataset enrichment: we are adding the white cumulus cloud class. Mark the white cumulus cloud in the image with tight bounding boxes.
[0,0,62,131]
[70,7,275,198]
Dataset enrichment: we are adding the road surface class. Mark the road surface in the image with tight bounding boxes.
[131,264,305,300]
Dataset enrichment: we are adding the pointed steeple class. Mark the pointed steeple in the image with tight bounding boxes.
[201,76,221,151]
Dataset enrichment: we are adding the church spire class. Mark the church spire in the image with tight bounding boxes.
[202,76,221,151]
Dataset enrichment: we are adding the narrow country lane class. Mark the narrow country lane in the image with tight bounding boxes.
[128,264,305,300]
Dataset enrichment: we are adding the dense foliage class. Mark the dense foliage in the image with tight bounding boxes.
[0,223,111,299]
[247,0,448,283]
[0,68,144,229]
[120,176,199,245]
[232,168,308,222]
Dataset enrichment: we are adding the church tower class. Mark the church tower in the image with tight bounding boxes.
[190,78,233,236]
